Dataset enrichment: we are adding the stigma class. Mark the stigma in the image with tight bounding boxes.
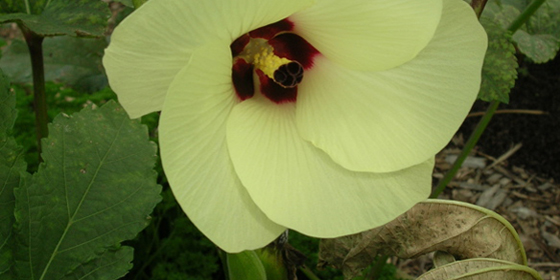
[230,19,319,103]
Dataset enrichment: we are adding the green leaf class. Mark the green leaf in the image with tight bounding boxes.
[514,0,560,63]
[0,0,109,37]
[0,0,26,14]
[0,37,107,90]
[0,70,16,133]
[481,3,521,29]
[255,247,289,280]
[227,251,267,280]
[478,20,518,103]
[12,101,161,279]
[528,0,560,38]
[0,70,26,279]
[0,38,6,59]
[513,30,560,63]
[132,0,148,9]
[0,0,48,14]
[483,0,560,63]
[64,247,134,280]
[113,0,134,7]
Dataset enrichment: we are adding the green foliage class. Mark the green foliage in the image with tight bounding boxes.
[7,100,161,279]
[477,0,560,102]
[478,20,518,103]
[132,0,149,9]
[227,251,267,280]
[0,0,48,14]
[5,80,220,279]
[113,0,134,7]
[290,231,404,280]
[0,70,26,279]
[483,0,560,63]
[289,231,343,280]
[0,36,108,91]
[6,80,217,279]
[0,0,26,14]
[11,83,116,172]
[70,247,135,280]
[0,70,16,133]
[514,30,559,63]
[123,188,220,280]
[0,37,6,57]
[0,0,109,37]
[512,0,560,63]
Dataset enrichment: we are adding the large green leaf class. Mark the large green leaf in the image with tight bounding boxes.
[0,70,26,279]
[67,247,135,280]
[478,20,518,103]
[12,101,161,279]
[0,0,109,37]
[0,37,107,91]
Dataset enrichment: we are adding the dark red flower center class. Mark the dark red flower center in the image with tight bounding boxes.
[230,19,320,104]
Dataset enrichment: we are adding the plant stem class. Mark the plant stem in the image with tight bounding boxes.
[431,0,547,198]
[24,0,31,14]
[299,265,321,280]
[470,0,489,18]
[366,255,390,279]
[22,29,48,161]
[218,249,230,280]
[431,101,499,198]
[507,0,546,34]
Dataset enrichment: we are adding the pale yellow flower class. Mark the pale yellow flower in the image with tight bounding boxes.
[103,0,487,252]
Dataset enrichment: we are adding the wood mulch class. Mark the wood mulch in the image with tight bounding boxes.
[394,135,560,280]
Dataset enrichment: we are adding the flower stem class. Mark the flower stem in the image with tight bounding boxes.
[24,0,31,14]
[217,248,230,280]
[22,29,48,162]
[431,101,499,198]
[299,265,321,280]
[431,0,547,198]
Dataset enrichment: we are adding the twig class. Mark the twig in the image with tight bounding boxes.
[468,109,548,118]
[528,262,560,268]
[485,143,523,170]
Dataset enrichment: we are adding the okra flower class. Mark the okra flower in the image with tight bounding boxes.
[103,0,487,252]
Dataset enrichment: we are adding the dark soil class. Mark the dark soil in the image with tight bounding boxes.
[461,54,560,181]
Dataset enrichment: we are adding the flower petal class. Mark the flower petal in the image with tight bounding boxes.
[289,0,442,71]
[296,0,487,173]
[226,96,434,237]
[103,0,313,118]
[159,43,285,252]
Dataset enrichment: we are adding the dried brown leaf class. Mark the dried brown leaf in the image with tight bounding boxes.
[318,199,527,279]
